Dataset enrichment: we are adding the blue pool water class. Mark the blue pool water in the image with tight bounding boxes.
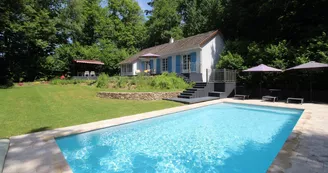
[56,103,303,173]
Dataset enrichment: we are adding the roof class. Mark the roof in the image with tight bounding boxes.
[119,30,222,64]
[73,60,104,65]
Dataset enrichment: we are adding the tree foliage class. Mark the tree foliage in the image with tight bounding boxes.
[1,0,328,84]
[1,0,145,82]
[145,0,183,46]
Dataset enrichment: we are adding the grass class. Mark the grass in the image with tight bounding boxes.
[0,84,183,138]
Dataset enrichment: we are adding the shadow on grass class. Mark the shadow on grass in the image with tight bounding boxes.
[28,127,52,133]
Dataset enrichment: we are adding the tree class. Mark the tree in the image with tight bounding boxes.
[1,0,60,81]
[217,51,244,70]
[106,0,147,52]
[145,0,183,46]
[179,0,224,37]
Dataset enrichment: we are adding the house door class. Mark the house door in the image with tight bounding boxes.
[182,55,191,73]
[144,61,150,70]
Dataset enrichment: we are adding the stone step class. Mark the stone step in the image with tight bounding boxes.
[208,91,223,97]
[180,93,193,96]
[182,90,195,94]
[178,95,193,99]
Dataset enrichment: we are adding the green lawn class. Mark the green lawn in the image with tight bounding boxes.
[0,85,182,138]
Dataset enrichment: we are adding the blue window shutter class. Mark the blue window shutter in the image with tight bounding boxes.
[168,56,172,72]
[141,61,145,71]
[176,55,181,73]
[150,60,153,69]
[156,59,161,74]
[191,52,197,72]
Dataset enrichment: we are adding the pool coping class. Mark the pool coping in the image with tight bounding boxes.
[2,99,322,173]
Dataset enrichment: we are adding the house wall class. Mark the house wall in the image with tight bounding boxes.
[158,49,201,74]
[132,62,137,75]
[121,34,224,81]
[200,34,225,82]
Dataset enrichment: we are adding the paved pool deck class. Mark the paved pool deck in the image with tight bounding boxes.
[3,99,328,173]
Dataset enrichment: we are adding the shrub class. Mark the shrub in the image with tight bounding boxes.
[150,73,190,90]
[0,79,14,89]
[96,73,110,88]
[95,73,190,90]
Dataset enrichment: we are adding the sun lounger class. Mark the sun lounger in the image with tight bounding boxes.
[287,97,304,104]
[234,86,250,100]
[234,94,249,100]
[262,95,277,102]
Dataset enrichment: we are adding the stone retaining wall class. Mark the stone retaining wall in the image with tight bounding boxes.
[97,92,181,100]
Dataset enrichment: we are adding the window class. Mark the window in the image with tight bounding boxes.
[126,64,132,72]
[162,58,168,72]
[122,64,132,73]
[183,55,191,72]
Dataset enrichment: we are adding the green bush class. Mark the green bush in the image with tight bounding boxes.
[95,73,191,90]
[96,73,110,88]
[150,73,190,89]
[0,79,14,89]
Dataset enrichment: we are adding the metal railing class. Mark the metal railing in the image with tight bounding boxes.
[207,69,237,82]
[121,72,133,76]
[176,62,201,73]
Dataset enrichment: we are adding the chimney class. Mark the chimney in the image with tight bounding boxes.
[169,37,174,44]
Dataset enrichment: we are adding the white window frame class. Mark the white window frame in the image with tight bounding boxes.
[182,54,191,73]
[122,64,132,75]
[126,64,132,73]
[162,58,168,72]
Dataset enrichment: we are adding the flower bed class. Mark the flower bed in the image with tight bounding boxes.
[97,92,181,100]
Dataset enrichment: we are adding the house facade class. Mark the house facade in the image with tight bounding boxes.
[119,30,224,82]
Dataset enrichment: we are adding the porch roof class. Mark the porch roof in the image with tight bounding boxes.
[73,59,104,65]
[119,30,222,65]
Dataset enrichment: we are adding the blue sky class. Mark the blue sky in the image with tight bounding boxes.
[136,0,152,13]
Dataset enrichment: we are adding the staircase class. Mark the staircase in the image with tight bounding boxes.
[177,73,191,83]
[178,82,211,99]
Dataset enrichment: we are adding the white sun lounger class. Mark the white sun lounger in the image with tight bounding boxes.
[287,97,304,104]
[262,95,277,102]
[234,94,249,100]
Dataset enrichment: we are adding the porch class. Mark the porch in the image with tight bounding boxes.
[71,60,104,79]
[120,52,203,81]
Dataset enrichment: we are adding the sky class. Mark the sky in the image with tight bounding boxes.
[136,0,152,13]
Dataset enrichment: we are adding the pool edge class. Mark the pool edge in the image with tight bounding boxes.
[4,99,312,173]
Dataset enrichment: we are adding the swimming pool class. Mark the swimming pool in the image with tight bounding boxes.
[56,103,303,173]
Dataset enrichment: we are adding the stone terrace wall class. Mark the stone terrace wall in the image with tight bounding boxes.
[97,92,181,100]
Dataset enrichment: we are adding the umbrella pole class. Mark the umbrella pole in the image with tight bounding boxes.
[310,74,313,102]
[260,73,263,97]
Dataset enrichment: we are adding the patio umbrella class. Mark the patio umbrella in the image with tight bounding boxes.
[243,64,282,96]
[286,61,328,101]
[140,53,160,58]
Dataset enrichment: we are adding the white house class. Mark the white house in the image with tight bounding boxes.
[119,30,224,82]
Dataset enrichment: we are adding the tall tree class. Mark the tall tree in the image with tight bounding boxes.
[57,0,86,44]
[106,0,146,52]
[179,0,224,37]
[1,0,60,81]
[145,0,183,46]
